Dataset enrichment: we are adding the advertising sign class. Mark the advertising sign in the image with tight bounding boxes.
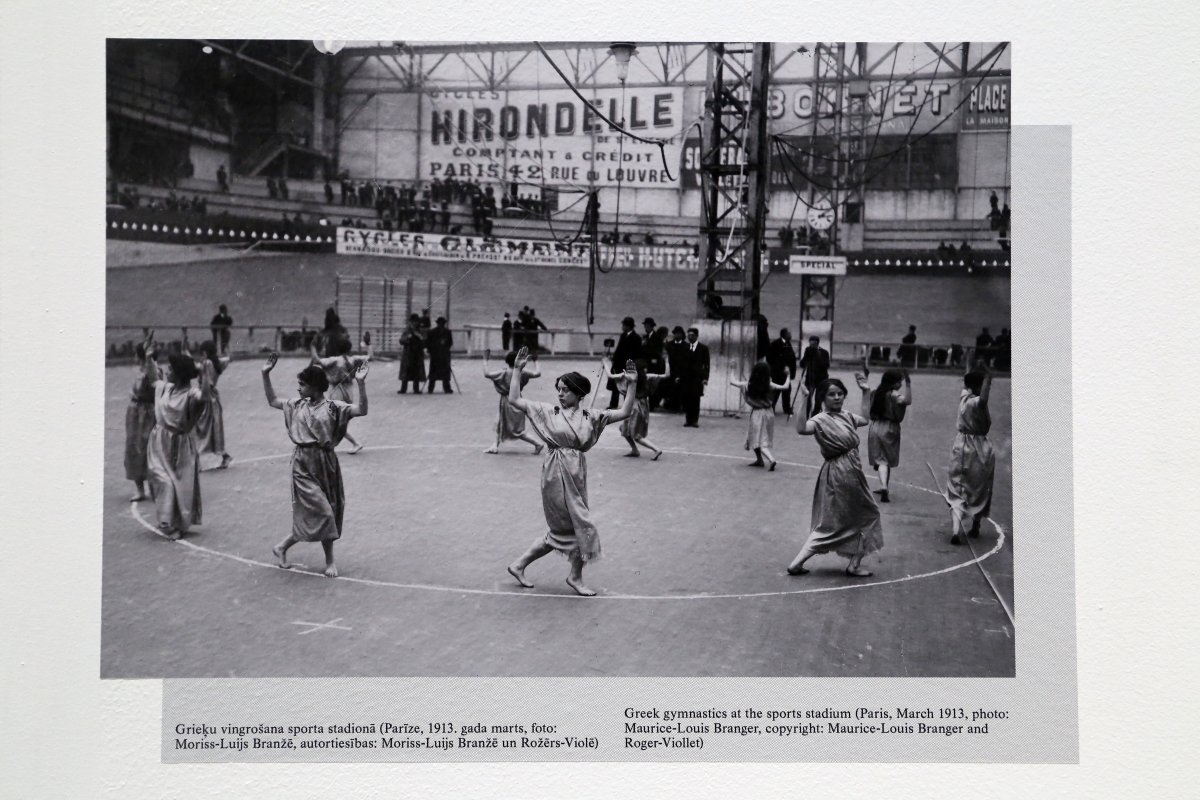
[962,77,1010,130]
[336,227,697,271]
[420,87,686,189]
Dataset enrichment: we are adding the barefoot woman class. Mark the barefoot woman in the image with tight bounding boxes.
[195,340,233,468]
[145,349,212,539]
[861,363,912,502]
[309,337,370,454]
[947,360,995,545]
[787,377,883,577]
[604,357,664,460]
[262,354,368,577]
[731,361,790,470]
[482,350,544,454]
[506,348,639,596]
[124,336,158,501]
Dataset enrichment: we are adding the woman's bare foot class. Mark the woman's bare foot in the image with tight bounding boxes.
[651,450,662,461]
[348,443,363,455]
[845,565,873,577]
[323,563,338,578]
[219,454,233,469]
[484,445,499,454]
[624,451,641,458]
[748,460,764,467]
[786,565,809,576]
[533,444,543,455]
[565,576,596,596]
[768,460,777,471]
[272,544,292,569]
[165,529,182,541]
[507,564,534,588]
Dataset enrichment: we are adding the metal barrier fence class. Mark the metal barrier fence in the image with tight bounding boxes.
[105,325,1007,371]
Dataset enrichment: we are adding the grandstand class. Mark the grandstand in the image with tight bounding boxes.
[107,41,1010,255]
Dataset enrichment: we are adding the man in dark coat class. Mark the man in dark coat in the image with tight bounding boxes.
[397,314,426,394]
[501,312,513,351]
[659,326,689,412]
[608,317,643,408]
[766,327,798,414]
[210,304,233,356]
[678,327,710,427]
[798,335,830,418]
[425,317,454,393]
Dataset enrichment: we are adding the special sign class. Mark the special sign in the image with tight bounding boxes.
[420,87,686,188]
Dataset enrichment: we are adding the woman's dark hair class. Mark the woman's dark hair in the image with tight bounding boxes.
[168,354,199,385]
[330,336,353,357]
[198,340,226,375]
[556,371,591,398]
[505,350,518,367]
[870,368,904,418]
[632,359,649,397]
[964,371,985,395]
[297,364,330,392]
[323,307,340,330]
[746,361,772,402]
[815,377,847,413]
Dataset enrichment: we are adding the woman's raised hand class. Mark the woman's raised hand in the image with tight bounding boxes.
[513,346,530,371]
[623,359,638,382]
[263,352,279,373]
[354,360,370,380]
[854,371,870,391]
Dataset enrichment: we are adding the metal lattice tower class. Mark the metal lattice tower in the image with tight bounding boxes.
[696,42,772,321]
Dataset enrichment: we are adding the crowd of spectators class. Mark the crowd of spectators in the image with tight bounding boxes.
[113,184,208,215]
[776,226,833,255]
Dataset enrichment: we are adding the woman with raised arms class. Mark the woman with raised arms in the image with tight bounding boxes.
[731,360,791,471]
[482,349,544,455]
[946,359,995,545]
[786,375,883,577]
[505,347,639,596]
[604,357,665,460]
[862,360,912,502]
[145,346,212,539]
[262,353,369,577]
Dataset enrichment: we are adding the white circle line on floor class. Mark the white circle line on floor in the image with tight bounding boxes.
[134,444,1006,601]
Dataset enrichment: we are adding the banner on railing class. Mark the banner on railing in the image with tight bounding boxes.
[336,227,698,271]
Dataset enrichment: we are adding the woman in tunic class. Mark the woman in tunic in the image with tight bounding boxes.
[262,355,369,578]
[947,362,995,545]
[482,350,544,454]
[786,377,883,577]
[195,340,233,468]
[862,363,912,502]
[124,339,159,500]
[396,314,426,394]
[505,347,639,596]
[145,351,212,539]
[309,337,370,454]
[604,357,664,460]
[731,361,791,471]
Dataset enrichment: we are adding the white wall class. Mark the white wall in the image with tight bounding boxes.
[189,142,228,181]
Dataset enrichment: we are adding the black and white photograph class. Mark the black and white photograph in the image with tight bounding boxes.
[101,39,1015,679]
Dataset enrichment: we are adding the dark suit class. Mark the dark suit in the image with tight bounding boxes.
[660,337,690,411]
[679,342,710,426]
[798,345,830,418]
[608,329,643,408]
[766,337,798,413]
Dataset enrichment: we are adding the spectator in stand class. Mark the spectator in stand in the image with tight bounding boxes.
[440,200,451,232]
[987,192,1003,231]
[267,177,278,199]
[975,327,995,367]
[217,164,229,193]
[210,304,233,356]
[481,215,494,237]
[279,177,289,201]
[898,325,918,367]
[779,227,794,248]
[281,212,292,234]
[501,312,513,351]
[754,313,771,362]
[340,178,351,206]
[644,232,656,246]
[1000,204,1010,237]
[767,328,798,415]
[324,180,334,204]
[622,233,633,245]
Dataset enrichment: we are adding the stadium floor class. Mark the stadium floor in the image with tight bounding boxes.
[101,357,1014,678]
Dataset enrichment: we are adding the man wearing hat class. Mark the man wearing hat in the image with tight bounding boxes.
[607,316,643,408]
[660,326,689,411]
[679,327,710,427]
